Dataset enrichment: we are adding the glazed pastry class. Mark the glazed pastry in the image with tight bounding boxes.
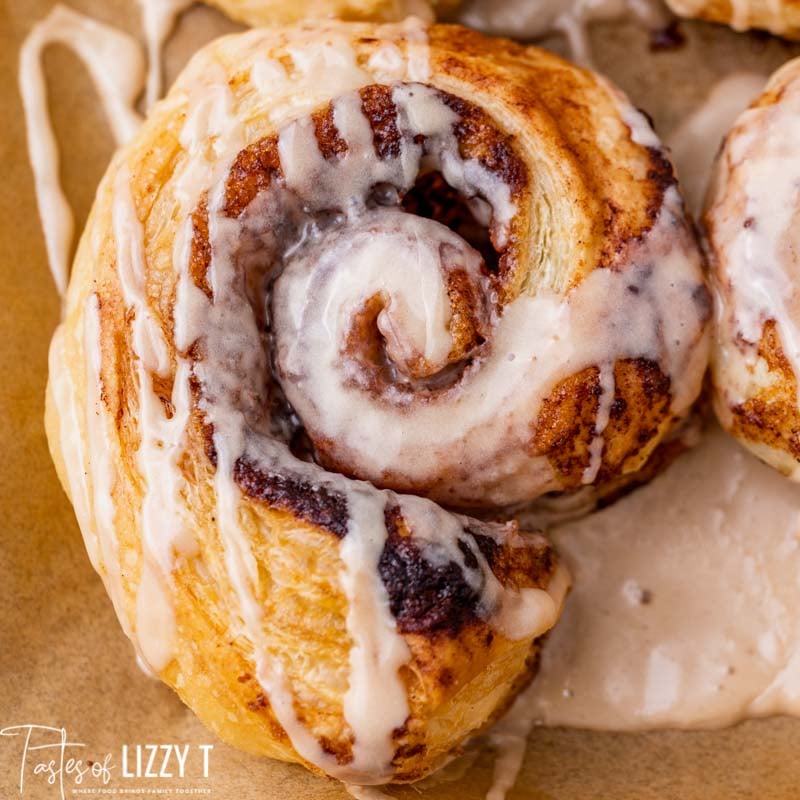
[45,20,707,784]
[665,0,800,39]
[705,58,800,479]
[207,0,457,25]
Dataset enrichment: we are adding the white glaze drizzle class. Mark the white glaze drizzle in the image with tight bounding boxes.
[582,362,615,484]
[111,166,196,671]
[48,247,159,665]
[340,490,412,771]
[83,294,132,640]
[457,0,669,66]
[484,680,541,800]
[666,72,766,218]
[729,0,750,30]
[138,0,195,109]
[167,57,357,776]
[18,4,145,297]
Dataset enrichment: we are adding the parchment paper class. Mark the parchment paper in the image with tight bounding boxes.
[3,2,800,797]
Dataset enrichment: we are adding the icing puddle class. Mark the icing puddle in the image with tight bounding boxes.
[526,424,800,729]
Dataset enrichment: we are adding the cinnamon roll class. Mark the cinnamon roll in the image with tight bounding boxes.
[705,58,800,479]
[665,0,800,39]
[45,20,707,784]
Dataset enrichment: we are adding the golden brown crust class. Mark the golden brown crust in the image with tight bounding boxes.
[425,26,676,295]
[727,322,800,461]
[531,359,674,486]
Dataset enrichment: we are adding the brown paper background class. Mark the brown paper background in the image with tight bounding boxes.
[3,2,800,797]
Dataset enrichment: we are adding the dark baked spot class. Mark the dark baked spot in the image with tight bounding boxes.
[469,529,556,591]
[401,171,499,273]
[598,143,679,268]
[439,92,528,194]
[224,134,281,218]
[379,508,481,636]
[456,537,479,570]
[318,736,353,765]
[380,509,557,636]
[312,106,348,161]
[247,692,268,711]
[438,668,455,688]
[359,84,401,160]
[394,741,426,760]
[592,431,691,510]
[645,146,677,221]
[234,458,349,538]
[601,358,672,470]
[152,373,175,419]
[732,399,800,459]
[189,198,213,299]
[693,282,713,322]
[532,366,602,481]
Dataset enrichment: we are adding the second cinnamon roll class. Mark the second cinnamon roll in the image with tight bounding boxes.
[706,57,800,478]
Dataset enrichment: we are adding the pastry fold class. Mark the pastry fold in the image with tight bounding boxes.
[45,20,707,783]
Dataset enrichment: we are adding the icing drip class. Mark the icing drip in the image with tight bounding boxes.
[346,785,393,799]
[729,0,751,30]
[340,490,412,771]
[457,0,670,65]
[138,0,195,109]
[582,363,615,484]
[83,295,131,640]
[18,4,145,297]
[666,72,766,217]
[111,167,196,671]
[485,681,541,800]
